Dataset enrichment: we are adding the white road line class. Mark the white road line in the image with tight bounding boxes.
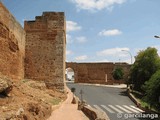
[108,105,123,113]
[93,105,104,112]
[130,105,144,112]
[101,105,115,113]
[123,105,140,113]
[116,105,132,113]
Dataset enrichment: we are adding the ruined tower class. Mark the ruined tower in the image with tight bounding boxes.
[24,12,66,91]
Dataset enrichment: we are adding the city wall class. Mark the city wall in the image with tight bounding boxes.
[66,62,130,84]
[0,2,26,80]
[0,1,130,92]
[0,2,66,92]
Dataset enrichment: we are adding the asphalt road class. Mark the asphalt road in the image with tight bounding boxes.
[67,82,158,120]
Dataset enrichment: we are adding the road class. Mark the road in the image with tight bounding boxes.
[66,82,153,120]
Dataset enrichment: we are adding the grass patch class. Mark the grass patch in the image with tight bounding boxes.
[139,99,159,112]
[131,90,144,99]
[131,91,149,108]
[139,99,150,109]
[49,98,61,105]
[131,90,159,113]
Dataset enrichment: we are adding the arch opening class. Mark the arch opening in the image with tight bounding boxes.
[65,68,75,81]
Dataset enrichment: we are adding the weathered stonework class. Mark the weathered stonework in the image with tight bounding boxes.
[66,62,130,84]
[24,12,66,91]
[1,1,130,93]
[0,2,25,80]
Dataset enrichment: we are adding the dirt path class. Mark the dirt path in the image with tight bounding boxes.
[47,87,89,120]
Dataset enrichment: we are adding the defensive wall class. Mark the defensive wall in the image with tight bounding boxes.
[66,62,130,84]
[24,12,66,91]
[0,2,26,80]
[0,2,66,92]
[0,1,130,91]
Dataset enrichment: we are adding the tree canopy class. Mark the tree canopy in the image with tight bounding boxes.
[142,70,160,109]
[112,67,124,80]
[130,47,160,91]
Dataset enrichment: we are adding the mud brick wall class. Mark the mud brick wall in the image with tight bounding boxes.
[66,62,130,84]
[0,2,25,80]
[66,62,115,84]
[24,12,66,91]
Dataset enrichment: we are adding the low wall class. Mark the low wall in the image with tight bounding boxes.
[77,99,110,120]
[82,105,110,120]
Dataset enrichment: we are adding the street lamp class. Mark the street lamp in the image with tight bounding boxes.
[121,50,133,64]
[154,35,160,38]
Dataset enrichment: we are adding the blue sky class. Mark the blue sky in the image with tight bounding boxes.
[2,0,160,64]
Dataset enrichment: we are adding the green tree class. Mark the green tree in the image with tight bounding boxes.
[130,47,160,91]
[142,70,160,109]
[112,67,124,80]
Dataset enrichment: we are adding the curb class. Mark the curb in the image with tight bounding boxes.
[76,98,110,120]
[127,89,140,107]
[68,82,127,89]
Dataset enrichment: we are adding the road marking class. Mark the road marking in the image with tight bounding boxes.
[93,105,144,114]
[93,105,104,112]
[101,105,115,113]
[123,105,140,113]
[108,105,123,113]
[116,105,132,113]
[130,105,144,112]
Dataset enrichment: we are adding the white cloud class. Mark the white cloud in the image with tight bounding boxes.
[70,0,126,12]
[99,29,122,36]
[66,50,73,55]
[97,47,129,56]
[66,21,82,32]
[66,34,74,44]
[76,36,87,43]
[75,55,88,61]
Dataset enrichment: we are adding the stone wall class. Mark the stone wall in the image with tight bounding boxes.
[0,2,26,80]
[66,62,130,84]
[24,12,66,91]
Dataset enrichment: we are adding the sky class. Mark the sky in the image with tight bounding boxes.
[2,0,160,64]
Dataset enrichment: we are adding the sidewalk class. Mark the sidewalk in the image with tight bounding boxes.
[66,81,127,89]
[47,87,89,120]
[76,82,127,88]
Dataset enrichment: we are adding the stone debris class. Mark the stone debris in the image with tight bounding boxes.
[0,80,66,120]
[0,76,12,96]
